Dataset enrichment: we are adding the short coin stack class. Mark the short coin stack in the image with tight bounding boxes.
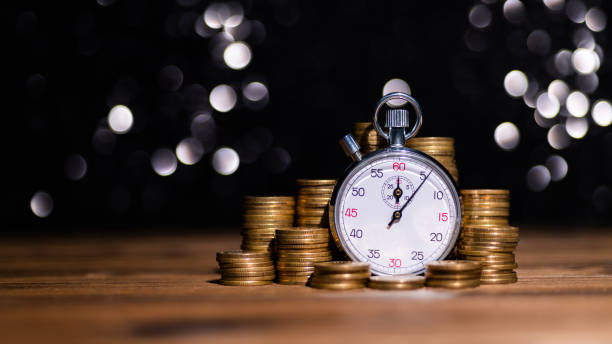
[406,137,459,183]
[275,227,333,285]
[216,250,275,286]
[351,122,386,154]
[310,261,371,290]
[296,179,336,228]
[241,196,295,252]
[368,275,425,290]
[425,260,482,289]
[459,189,518,284]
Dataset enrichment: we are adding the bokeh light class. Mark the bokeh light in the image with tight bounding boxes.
[548,80,569,104]
[536,92,560,119]
[382,78,411,107]
[158,65,184,91]
[209,84,237,112]
[575,73,598,94]
[212,147,240,175]
[176,137,204,165]
[469,4,492,28]
[526,30,551,56]
[566,91,589,117]
[546,155,568,181]
[543,0,565,11]
[547,124,571,150]
[223,41,251,70]
[527,165,551,192]
[92,127,116,154]
[565,117,588,139]
[585,7,607,32]
[554,49,573,76]
[503,70,528,97]
[566,0,587,23]
[151,148,177,176]
[30,191,53,218]
[572,48,599,74]
[503,0,525,24]
[107,105,134,134]
[592,100,612,127]
[65,154,87,181]
[494,122,520,151]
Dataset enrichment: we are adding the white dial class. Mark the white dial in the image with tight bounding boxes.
[330,149,461,275]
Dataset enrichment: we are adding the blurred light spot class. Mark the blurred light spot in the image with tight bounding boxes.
[263,147,292,173]
[503,0,525,24]
[543,0,564,11]
[566,91,589,117]
[176,137,204,165]
[592,100,612,127]
[243,81,268,102]
[536,92,560,119]
[151,148,177,176]
[225,20,252,41]
[527,165,551,192]
[503,70,528,97]
[92,127,116,154]
[30,191,53,218]
[576,73,599,94]
[250,20,266,44]
[546,155,568,181]
[209,84,237,112]
[223,41,251,70]
[592,186,612,212]
[547,124,571,150]
[65,154,87,181]
[383,78,411,107]
[523,78,539,108]
[97,0,116,7]
[190,113,217,152]
[573,28,594,49]
[158,65,184,91]
[194,15,215,38]
[204,3,229,29]
[566,0,586,23]
[212,147,240,175]
[565,117,588,139]
[572,48,599,74]
[534,110,554,128]
[494,122,520,151]
[469,5,492,28]
[107,105,134,134]
[223,2,244,28]
[548,80,569,104]
[585,7,606,32]
[554,49,573,76]
[527,30,551,56]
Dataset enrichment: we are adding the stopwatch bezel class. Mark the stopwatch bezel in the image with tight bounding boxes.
[328,146,462,275]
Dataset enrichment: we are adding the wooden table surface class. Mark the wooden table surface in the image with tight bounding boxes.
[1,229,612,344]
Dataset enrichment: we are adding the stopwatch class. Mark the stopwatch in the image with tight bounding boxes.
[329,92,461,276]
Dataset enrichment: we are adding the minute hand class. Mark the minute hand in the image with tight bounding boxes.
[387,170,432,227]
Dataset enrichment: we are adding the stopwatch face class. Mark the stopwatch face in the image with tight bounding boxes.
[330,148,461,275]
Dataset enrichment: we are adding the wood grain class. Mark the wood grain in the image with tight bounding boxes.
[1,229,612,344]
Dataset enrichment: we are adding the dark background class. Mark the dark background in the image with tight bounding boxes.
[6,0,612,231]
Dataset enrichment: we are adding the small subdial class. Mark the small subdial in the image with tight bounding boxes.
[381,176,414,209]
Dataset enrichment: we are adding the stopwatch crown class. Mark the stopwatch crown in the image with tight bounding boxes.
[385,109,409,129]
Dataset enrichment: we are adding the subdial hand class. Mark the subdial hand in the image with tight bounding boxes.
[393,176,403,204]
[387,170,432,228]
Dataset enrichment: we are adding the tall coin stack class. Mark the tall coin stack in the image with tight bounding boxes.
[406,137,459,183]
[310,261,371,290]
[295,179,336,228]
[216,250,275,286]
[425,260,482,289]
[275,227,333,285]
[351,122,386,154]
[241,196,295,252]
[458,189,519,284]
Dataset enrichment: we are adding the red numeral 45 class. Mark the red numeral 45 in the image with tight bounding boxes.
[345,208,358,217]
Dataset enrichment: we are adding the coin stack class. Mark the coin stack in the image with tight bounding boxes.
[352,122,386,154]
[406,137,459,183]
[241,196,295,252]
[275,227,333,285]
[310,261,371,290]
[368,275,425,290]
[216,250,275,286]
[425,260,482,289]
[295,179,336,227]
[459,189,519,284]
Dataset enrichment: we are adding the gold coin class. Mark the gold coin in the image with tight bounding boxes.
[220,274,276,281]
[216,256,274,264]
[276,270,315,276]
[221,265,276,273]
[460,235,519,243]
[461,225,519,233]
[296,179,337,186]
[276,248,331,255]
[458,246,515,254]
[277,279,310,285]
[425,272,482,280]
[276,261,318,267]
[276,227,329,234]
[425,260,482,272]
[277,256,333,263]
[216,250,271,259]
[242,222,294,228]
[275,233,329,240]
[218,262,275,269]
[244,195,295,202]
[314,261,370,273]
[311,271,371,281]
[461,189,509,195]
[219,279,273,286]
[478,263,518,270]
[309,281,366,290]
[426,278,480,288]
[367,276,425,290]
[297,208,327,216]
[276,266,316,272]
[277,243,330,249]
[462,254,515,262]
[462,209,510,217]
